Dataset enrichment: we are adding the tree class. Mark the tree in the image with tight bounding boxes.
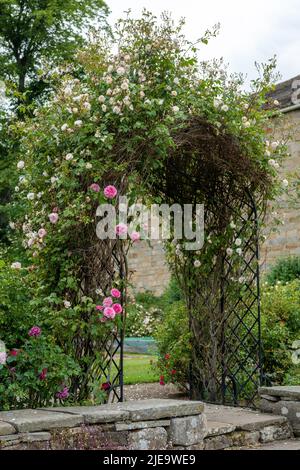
[0,0,108,107]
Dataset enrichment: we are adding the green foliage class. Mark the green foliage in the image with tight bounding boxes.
[266,256,300,285]
[0,335,79,410]
[0,0,108,105]
[261,279,300,384]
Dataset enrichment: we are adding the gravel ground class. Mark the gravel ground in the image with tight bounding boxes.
[124,382,188,401]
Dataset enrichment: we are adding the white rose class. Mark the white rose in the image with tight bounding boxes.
[230,221,236,229]
[282,179,289,188]
[82,101,91,111]
[63,300,71,309]
[271,141,279,150]
[9,222,15,230]
[116,66,125,75]
[236,248,243,256]
[274,100,279,106]
[121,82,129,90]
[194,260,201,268]
[235,238,242,247]
[174,77,179,85]
[11,262,21,269]
[226,248,233,256]
[27,192,35,200]
[17,160,25,170]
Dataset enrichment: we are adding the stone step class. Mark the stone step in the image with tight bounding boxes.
[205,404,288,432]
[249,439,300,450]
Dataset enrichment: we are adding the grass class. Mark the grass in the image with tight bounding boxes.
[115,354,158,385]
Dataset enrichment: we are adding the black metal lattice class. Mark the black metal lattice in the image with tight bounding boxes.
[189,190,262,408]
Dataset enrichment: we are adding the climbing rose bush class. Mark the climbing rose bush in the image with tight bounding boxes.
[3,11,290,405]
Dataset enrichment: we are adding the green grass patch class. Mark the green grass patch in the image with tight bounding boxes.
[119,354,158,385]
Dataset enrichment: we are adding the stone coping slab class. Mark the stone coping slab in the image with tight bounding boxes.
[206,421,236,437]
[0,409,83,433]
[0,422,16,436]
[204,404,287,431]
[43,399,204,423]
[258,386,300,400]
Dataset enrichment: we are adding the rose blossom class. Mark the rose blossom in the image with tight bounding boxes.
[38,228,47,238]
[115,223,128,236]
[28,326,41,337]
[112,303,123,314]
[95,305,104,311]
[39,368,48,380]
[17,160,25,170]
[11,261,22,269]
[103,185,118,199]
[130,231,140,242]
[89,183,100,192]
[49,213,59,224]
[0,351,7,365]
[10,349,19,357]
[103,297,113,308]
[103,307,116,319]
[111,288,121,298]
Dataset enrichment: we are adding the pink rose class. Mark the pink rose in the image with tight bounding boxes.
[115,223,128,236]
[103,307,116,319]
[38,228,47,238]
[49,213,59,224]
[89,183,100,192]
[103,297,113,308]
[95,305,104,311]
[112,303,123,314]
[104,185,118,199]
[111,288,121,298]
[28,326,41,337]
[130,231,140,242]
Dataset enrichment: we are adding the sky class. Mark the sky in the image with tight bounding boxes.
[107,0,300,85]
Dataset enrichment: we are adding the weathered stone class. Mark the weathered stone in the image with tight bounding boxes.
[231,431,260,447]
[169,414,207,446]
[255,439,300,450]
[128,427,168,450]
[0,421,16,436]
[205,403,287,431]
[42,406,129,424]
[0,434,21,448]
[260,399,300,436]
[206,421,236,437]
[115,420,170,431]
[0,409,82,433]
[21,432,51,442]
[258,386,300,401]
[108,399,204,422]
[260,423,293,443]
[204,434,233,450]
[260,394,280,402]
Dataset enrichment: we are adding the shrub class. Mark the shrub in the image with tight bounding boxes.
[266,256,300,285]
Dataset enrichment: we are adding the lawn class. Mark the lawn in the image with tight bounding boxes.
[121,354,158,385]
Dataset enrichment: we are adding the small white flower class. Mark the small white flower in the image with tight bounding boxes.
[113,105,121,114]
[213,98,222,108]
[65,153,73,161]
[124,54,131,62]
[221,104,229,112]
[116,66,125,75]
[85,162,92,169]
[274,99,280,106]
[244,103,249,110]
[172,106,179,113]
[271,141,279,150]
[238,276,245,284]
[106,88,112,96]
[236,248,243,256]
[74,120,83,127]
[235,238,242,247]
[265,150,271,157]
[82,101,91,111]
[72,107,78,114]
[121,81,129,90]
[174,77,179,85]
[27,192,35,200]
[243,121,251,128]
[101,104,107,112]
[171,90,177,96]
[42,171,48,177]
[98,95,105,103]
[15,186,19,192]
[17,160,25,170]
[140,91,145,98]
[9,221,15,230]
[50,176,58,184]
[230,221,236,229]
[37,192,43,199]
[105,76,113,84]
[282,179,289,188]
[61,123,68,132]
[63,300,71,309]
[194,260,201,268]
[11,262,21,269]
[226,248,233,256]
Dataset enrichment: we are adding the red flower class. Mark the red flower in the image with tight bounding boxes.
[10,349,19,357]
[159,380,165,386]
[160,375,164,381]
[165,354,170,360]
[101,382,111,391]
[39,368,48,381]
[171,369,176,375]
